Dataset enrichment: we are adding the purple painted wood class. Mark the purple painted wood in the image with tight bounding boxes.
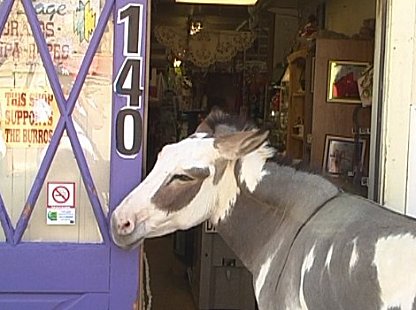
[1,0,145,307]
[66,117,109,242]
[13,119,66,244]
[13,0,114,243]
[63,0,115,243]
[0,293,108,310]
[12,0,72,243]
[109,0,149,307]
[0,244,109,291]
[0,195,13,243]
[0,0,16,245]
[20,0,67,114]
[0,0,14,36]
[66,0,114,115]
[109,1,146,200]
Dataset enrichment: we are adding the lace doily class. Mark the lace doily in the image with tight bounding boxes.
[154,25,256,67]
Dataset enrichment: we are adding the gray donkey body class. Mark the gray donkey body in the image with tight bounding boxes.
[111,109,416,309]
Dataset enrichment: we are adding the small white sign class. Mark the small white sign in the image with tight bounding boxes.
[47,182,76,225]
[204,220,217,233]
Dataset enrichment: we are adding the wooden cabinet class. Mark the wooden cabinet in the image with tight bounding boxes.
[311,38,374,195]
[311,39,374,196]
[285,48,314,162]
[284,38,374,196]
[310,38,373,168]
[263,81,289,153]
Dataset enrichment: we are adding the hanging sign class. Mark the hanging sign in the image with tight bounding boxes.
[46,182,76,225]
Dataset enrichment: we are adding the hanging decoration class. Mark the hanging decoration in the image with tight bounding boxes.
[154,25,256,68]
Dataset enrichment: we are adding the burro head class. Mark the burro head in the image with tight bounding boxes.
[110,110,271,249]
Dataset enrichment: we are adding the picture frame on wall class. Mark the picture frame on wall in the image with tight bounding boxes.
[327,60,370,103]
[323,135,366,176]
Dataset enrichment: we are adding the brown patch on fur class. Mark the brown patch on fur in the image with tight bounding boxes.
[151,168,210,213]
[214,159,228,185]
[152,180,205,213]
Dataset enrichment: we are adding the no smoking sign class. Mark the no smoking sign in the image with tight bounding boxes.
[47,182,76,225]
[48,182,75,207]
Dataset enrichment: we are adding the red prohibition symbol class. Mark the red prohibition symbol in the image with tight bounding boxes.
[52,186,70,204]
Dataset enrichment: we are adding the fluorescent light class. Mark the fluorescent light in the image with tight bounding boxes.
[176,0,258,5]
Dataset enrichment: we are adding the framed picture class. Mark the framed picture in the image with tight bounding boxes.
[323,135,366,176]
[327,60,370,103]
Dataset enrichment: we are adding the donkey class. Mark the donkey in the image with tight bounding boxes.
[111,109,416,310]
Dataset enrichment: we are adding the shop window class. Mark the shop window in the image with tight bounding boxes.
[22,131,102,242]
[0,1,58,226]
[0,0,113,242]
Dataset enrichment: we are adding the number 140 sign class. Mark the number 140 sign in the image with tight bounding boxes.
[113,3,145,157]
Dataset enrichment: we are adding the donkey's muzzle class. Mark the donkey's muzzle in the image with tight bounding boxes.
[110,211,144,249]
[111,212,135,236]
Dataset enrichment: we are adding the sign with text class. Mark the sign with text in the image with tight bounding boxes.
[0,89,59,147]
[204,220,217,233]
[0,0,101,68]
[113,3,145,158]
[47,182,76,225]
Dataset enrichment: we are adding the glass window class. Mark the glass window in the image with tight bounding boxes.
[0,0,113,242]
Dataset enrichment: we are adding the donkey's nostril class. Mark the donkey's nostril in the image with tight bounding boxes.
[118,219,135,235]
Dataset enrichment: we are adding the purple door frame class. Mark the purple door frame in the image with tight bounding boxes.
[109,0,149,307]
[0,0,149,308]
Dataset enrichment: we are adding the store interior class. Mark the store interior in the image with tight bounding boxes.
[144,0,377,309]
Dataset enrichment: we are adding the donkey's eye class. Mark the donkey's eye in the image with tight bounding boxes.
[170,174,194,183]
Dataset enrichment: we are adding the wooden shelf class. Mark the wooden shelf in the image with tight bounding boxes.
[287,48,308,63]
[285,48,310,161]
[291,134,303,141]
[293,92,306,97]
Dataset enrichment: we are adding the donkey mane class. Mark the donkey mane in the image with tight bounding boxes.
[199,109,317,174]
[195,108,257,137]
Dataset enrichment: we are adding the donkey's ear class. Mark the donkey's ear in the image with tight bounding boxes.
[214,130,269,160]
[195,107,225,136]
[196,119,213,135]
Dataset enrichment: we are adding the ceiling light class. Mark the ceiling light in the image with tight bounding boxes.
[176,0,258,5]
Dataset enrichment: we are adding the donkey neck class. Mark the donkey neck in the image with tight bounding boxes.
[217,161,339,273]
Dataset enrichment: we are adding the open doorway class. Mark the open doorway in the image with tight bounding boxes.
[143,0,379,309]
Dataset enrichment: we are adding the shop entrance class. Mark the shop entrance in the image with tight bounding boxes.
[0,0,148,308]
